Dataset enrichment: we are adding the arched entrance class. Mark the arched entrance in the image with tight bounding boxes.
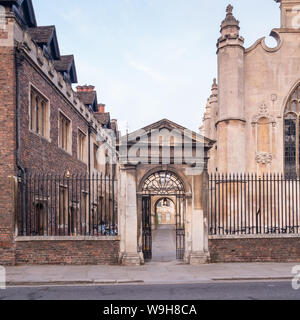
[155,198,176,225]
[141,171,185,261]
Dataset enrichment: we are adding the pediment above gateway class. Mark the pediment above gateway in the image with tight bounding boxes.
[122,118,214,148]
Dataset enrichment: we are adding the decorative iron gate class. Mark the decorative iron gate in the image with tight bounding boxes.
[141,171,185,261]
[142,196,152,261]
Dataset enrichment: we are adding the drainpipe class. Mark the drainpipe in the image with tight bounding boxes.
[88,121,92,178]
[87,121,93,235]
[15,45,27,236]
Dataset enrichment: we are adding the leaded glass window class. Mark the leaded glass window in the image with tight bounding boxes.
[284,85,300,178]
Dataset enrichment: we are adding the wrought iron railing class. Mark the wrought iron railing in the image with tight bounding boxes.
[17,173,118,237]
[208,173,300,236]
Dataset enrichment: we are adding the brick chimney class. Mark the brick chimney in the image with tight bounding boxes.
[76,85,95,93]
[97,104,106,113]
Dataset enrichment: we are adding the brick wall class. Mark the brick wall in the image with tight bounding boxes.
[0,45,16,266]
[16,240,120,265]
[209,237,300,263]
[19,55,89,175]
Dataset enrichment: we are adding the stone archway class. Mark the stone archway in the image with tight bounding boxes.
[119,164,211,266]
[140,170,186,262]
[154,197,176,226]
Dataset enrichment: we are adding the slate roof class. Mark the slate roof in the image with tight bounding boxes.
[28,26,55,44]
[54,55,74,72]
[94,112,111,127]
[54,55,78,83]
[76,91,97,106]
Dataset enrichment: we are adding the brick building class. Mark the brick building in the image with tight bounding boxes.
[0,0,119,265]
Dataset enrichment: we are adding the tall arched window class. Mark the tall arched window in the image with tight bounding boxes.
[284,85,300,178]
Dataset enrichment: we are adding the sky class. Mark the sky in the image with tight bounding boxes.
[32,0,280,134]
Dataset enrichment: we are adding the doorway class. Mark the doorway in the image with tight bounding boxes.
[141,171,186,262]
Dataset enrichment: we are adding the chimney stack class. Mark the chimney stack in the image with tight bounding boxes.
[76,85,95,93]
[97,104,106,113]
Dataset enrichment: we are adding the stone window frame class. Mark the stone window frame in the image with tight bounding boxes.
[29,83,51,141]
[77,128,87,164]
[58,109,72,155]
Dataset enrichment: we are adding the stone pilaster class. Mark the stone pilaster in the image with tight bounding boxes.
[119,165,141,266]
[187,170,210,265]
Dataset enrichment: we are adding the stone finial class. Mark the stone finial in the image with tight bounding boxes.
[212,78,218,89]
[219,3,241,39]
[226,4,233,15]
[210,78,218,99]
[221,3,239,28]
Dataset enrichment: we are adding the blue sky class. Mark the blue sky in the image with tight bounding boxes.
[32,0,280,134]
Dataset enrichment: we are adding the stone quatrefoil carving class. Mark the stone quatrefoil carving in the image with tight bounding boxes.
[255,152,273,165]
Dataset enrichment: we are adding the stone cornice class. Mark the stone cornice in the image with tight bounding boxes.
[217,36,245,53]
[15,236,120,241]
[215,117,246,127]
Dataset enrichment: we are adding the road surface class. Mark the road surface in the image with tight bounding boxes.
[0,281,299,300]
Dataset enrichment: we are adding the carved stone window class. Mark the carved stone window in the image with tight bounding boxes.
[284,85,300,178]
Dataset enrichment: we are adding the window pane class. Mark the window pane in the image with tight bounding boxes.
[30,89,48,138]
[35,96,39,134]
[40,101,45,136]
[285,116,296,178]
[30,92,35,131]
[59,113,70,151]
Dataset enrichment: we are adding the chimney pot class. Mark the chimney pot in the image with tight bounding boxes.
[76,85,95,93]
[98,104,106,113]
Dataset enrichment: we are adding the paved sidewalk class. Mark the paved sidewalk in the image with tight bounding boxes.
[4,262,298,286]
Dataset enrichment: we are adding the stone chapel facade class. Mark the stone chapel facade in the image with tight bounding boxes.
[201,0,300,177]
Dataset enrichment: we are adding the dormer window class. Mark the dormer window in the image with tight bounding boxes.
[76,85,98,112]
[54,55,78,85]
[28,25,60,61]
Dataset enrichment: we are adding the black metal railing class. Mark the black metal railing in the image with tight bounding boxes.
[208,173,300,236]
[17,173,118,237]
